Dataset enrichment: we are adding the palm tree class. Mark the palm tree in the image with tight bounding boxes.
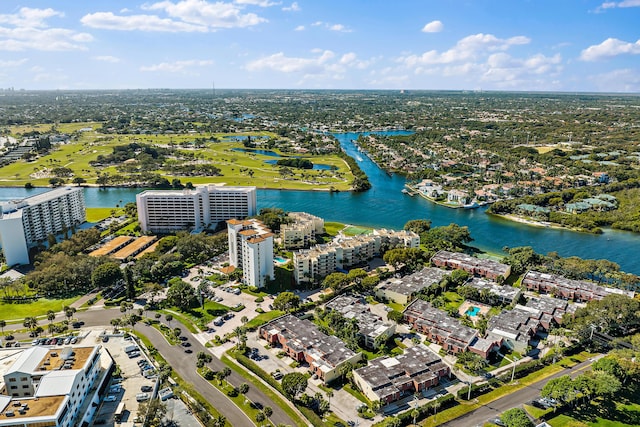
[326,390,334,408]
[47,310,56,324]
[23,316,38,335]
[213,415,226,427]
[0,319,6,336]
[432,399,441,422]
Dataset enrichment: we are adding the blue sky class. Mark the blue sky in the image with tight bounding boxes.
[0,0,639,92]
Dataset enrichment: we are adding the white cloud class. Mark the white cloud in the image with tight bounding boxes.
[93,55,121,63]
[81,12,207,32]
[246,50,336,73]
[0,7,93,51]
[294,25,305,31]
[588,68,640,92]
[399,33,530,66]
[83,0,267,32]
[599,0,640,8]
[421,20,443,33]
[0,58,28,67]
[140,59,214,72]
[309,21,351,32]
[234,0,281,7]
[580,37,640,61]
[145,0,267,29]
[282,2,301,11]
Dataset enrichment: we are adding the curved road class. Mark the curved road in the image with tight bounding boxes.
[7,306,295,427]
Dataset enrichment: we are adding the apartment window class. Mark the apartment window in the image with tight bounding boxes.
[10,385,17,389]
[8,378,16,382]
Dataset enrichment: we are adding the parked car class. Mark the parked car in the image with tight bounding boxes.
[136,393,150,402]
[141,385,153,392]
[105,395,117,402]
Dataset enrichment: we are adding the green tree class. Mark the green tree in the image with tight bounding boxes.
[281,372,308,400]
[165,278,198,310]
[322,272,349,291]
[500,407,534,427]
[387,310,404,323]
[273,291,301,312]
[404,219,432,235]
[91,262,124,289]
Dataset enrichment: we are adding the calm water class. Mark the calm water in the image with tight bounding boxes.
[2,130,638,274]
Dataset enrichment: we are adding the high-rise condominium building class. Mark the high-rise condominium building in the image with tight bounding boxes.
[136,184,257,233]
[227,219,274,288]
[0,187,86,266]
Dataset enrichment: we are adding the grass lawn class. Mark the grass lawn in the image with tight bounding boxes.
[387,302,404,312]
[324,222,345,236]
[85,207,118,222]
[0,128,355,191]
[443,291,464,311]
[243,310,285,331]
[0,297,79,323]
[545,384,640,427]
[220,353,309,427]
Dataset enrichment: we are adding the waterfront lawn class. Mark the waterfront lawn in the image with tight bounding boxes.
[343,225,373,236]
[0,297,78,323]
[545,384,640,427]
[324,222,346,237]
[85,207,118,223]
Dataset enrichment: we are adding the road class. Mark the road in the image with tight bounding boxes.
[440,357,597,427]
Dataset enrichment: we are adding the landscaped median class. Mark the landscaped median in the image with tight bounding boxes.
[132,330,231,427]
[222,348,345,427]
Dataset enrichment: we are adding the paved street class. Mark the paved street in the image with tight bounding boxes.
[439,357,598,427]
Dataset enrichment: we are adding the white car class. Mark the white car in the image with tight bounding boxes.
[105,395,117,402]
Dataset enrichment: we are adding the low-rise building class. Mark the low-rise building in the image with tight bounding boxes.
[467,277,521,305]
[376,267,449,305]
[258,315,362,384]
[325,295,395,349]
[431,250,511,280]
[353,344,449,405]
[403,300,499,359]
[522,270,635,301]
[293,244,337,284]
[372,229,420,250]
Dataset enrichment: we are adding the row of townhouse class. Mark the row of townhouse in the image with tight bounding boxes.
[258,315,363,384]
[280,212,324,249]
[293,229,419,284]
[375,267,450,305]
[522,270,635,302]
[403,299,500,359]
[325,295,396,349]
[353,344,450,405]
[466,277,522,306]
[431,250,511,281]
[486,296,576,352]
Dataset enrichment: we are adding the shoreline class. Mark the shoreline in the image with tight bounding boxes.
[487,212,598,234]
[0,183,352,193]
[405,184,471,209]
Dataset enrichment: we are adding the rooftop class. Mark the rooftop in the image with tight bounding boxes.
[377,267,448,298]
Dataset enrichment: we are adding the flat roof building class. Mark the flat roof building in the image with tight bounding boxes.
[467,277,522,305]
[431,250,511,280]
[376,267,449,305]
[136,184,256,233]
[522,270,635,301]
[280,212,324,250]
[0,187,86,266]
[403,299,500,359]
[353,344,449,405]
[0,345,111,427]
[258,315,362,384]
[325,295,396,349]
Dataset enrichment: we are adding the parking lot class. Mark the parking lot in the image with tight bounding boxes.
[90,331,158,426]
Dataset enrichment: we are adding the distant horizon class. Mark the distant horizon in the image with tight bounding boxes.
[1,87,639,96]
[0,1,639,92]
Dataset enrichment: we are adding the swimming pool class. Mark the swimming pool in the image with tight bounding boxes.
[465,306,481,317]
[274,256,288,263]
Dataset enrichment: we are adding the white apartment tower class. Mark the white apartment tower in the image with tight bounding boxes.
[227,219,274,288]
[0,187,86,266]
[136,184,256,233]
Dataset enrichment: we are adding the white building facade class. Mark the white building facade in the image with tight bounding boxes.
[227,219,274,288]
[0,187,86,266]
[136,184,256,233]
